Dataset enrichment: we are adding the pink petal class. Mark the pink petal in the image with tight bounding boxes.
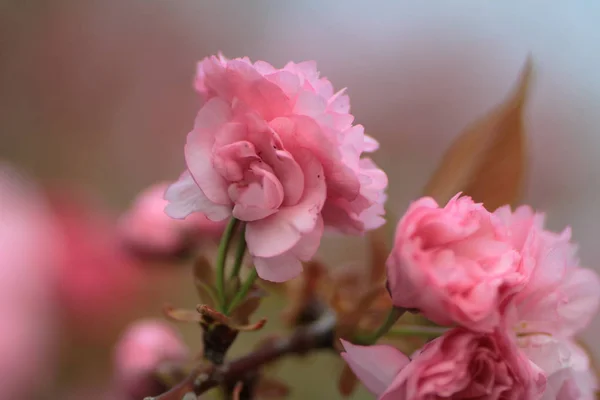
[340,340,410,397]
[245,214,302,258]
[213,122,248,148]
[264,70,301,97]
[164,170,231,221]
[226,60,291,120]
[557,267,600,336]
[245,149,325,258]
[288,60,319,82]
[293,90,327,117]
[252,60,277,75]
[328,88,350,114]
[250,163,285,209]
[195,56,229,96]
[363,135,380,152]
[273,115,360,201]
[185,98,232,205]
[213,141,259,182]
[253,251,303,282]
[292,215,324,261]
[231,204,278,222]
[321,199,364,234]
[270,150,304,206]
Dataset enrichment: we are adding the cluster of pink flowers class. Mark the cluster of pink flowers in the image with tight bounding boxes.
[342,194,600,399]
[164,54,387,282]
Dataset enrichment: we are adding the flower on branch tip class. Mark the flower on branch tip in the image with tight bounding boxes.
[164,54,388,282]
[341,327,546,400]
[386,193,525,332]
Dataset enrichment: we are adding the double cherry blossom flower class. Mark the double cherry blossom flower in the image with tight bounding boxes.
[165,55,387,282]
[343,195,600,399]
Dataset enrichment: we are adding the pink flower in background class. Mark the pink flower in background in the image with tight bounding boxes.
[495,205,600,338]
[48,192,147,340]
[386,194,522,332]
[119,182,225,256]
[341,328,545,400]
[0,165,60,399]
[113,319,189,399]
[165,54,387,282]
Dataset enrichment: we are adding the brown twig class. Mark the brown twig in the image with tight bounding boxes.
[148,311,337,399]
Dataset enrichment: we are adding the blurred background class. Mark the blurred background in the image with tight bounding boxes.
[2,1,600,398]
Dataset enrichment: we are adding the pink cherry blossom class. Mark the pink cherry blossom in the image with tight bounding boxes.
[519,335,597,399]
[341,328,545,400]
[118,182,225,256]
[113,319,189,399]
[0,165,60,399]
[48,192,147,340]
[165,54,387,282]
[386,194,523,332]
[495,205,600,337]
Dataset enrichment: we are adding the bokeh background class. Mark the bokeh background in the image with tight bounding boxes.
[2,1,600,398]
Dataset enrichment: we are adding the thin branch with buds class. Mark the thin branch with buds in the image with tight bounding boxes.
[149,311,337,399]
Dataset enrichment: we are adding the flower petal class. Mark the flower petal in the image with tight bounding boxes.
[185,98,232,205]
[253,252,303,282]
[292,215,324,261]
[245,149,325,258]
[226,59,292,120]
[245,214,302,258]
[164,170,231,221]
[340,340,410,397]
[557,267,600,336]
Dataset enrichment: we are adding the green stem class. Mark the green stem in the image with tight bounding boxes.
[358,307,405,345]
[384,325,448,339]
[226,268,258,315]
[229,223,247,280]
[215,218,238,312]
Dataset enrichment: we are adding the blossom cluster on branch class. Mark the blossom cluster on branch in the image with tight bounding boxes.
[141,55,599,400]
[2,53,599,400]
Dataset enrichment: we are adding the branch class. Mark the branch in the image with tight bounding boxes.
[148,311,337,399]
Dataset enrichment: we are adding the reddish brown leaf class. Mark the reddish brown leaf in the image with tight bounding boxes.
[193,256,217,307]
[231,285,265,324]
[422,58,532,211]
[232,318,267,332]
[163,304,202,323]
[338,364,359,397]
[368,226,389,284]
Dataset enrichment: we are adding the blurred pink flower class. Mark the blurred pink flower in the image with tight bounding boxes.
[0,165,60,399]
[341,328,545,400]
[165,54,387,282]
[47,192,147,340]
[495,205,600,338]
[519,335,597,400]
[386,194,522,332]
[118,182,225,256]
[113,319,189,399]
